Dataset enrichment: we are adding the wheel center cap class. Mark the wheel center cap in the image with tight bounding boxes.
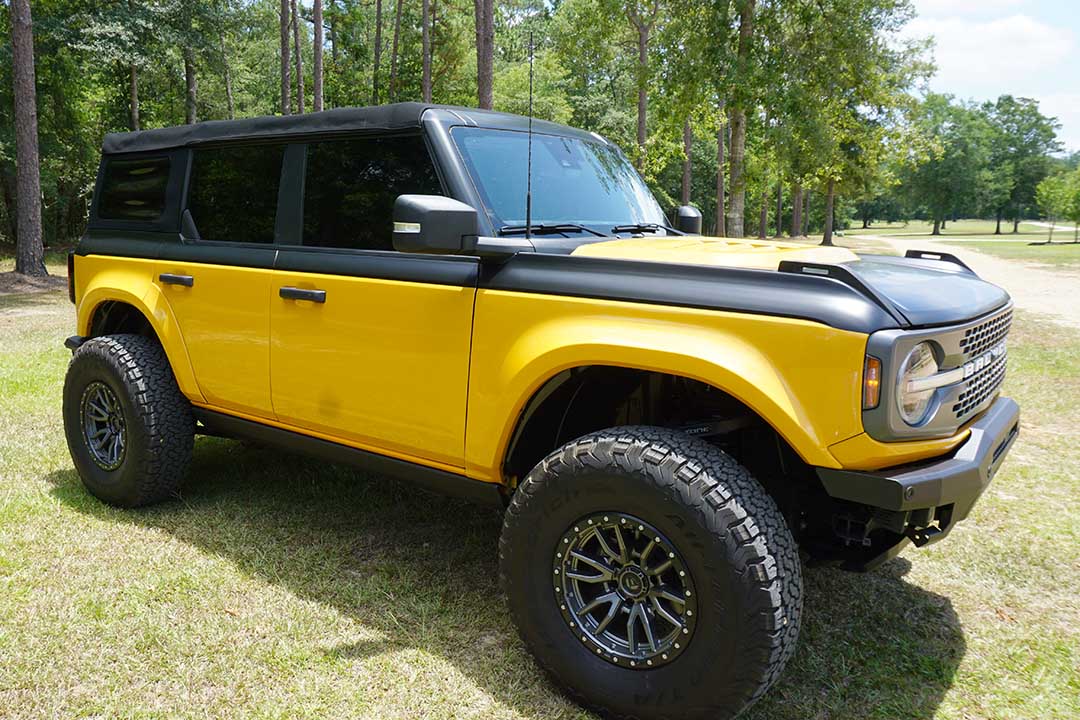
[617,565,648,599]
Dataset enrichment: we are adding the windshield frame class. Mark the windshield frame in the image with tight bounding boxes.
[448,126,667,239]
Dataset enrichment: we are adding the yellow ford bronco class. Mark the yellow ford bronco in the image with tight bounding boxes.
[64,103,1019,720]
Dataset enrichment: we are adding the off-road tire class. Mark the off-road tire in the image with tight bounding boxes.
[499,426,802,720]
[63,334,194,507]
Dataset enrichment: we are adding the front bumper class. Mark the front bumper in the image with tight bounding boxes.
[817,396,1019,558]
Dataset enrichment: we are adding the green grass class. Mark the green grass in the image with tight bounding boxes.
[0,248,71,276]
[853,219,1067,242]
[940,241,1080,270]
[1,290,1078,719]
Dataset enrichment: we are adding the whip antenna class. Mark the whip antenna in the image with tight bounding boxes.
[525,31,534,240]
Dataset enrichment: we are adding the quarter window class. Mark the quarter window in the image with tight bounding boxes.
[98,156,171,221]
[302,136,442,251]
[186,144,285,243]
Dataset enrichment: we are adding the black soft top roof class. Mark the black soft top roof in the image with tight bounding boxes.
[103,102,453,155]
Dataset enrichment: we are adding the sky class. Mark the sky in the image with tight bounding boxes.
[900,0,1080,152]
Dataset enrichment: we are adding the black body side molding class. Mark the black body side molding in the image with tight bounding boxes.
[192,408,505,507]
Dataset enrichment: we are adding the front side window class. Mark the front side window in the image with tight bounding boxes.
[451,127,666,234]
[186,144,285,243]
[98,156,171,221]
[302,135,442,251]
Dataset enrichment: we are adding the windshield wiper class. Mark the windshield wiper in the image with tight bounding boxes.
[498,223,608,238]
[610,222,684,236]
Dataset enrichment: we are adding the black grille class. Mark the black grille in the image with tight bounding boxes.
[952,352,1007,420]
[959,309,1012,358]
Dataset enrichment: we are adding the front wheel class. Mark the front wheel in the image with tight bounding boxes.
[499,426,802,720]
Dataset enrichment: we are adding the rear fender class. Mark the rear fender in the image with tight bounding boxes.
[75,256,204,403]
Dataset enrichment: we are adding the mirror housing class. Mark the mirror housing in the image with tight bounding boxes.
[393,195,479,254]
[675,205,703,235]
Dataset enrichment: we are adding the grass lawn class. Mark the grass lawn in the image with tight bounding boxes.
[1,289,1077,719]
[853,219,1070,243]
[786,232,898,255]
[0,248,71,276]
[939,241,1080,271]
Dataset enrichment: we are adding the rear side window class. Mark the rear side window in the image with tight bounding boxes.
[98,156,171,221]
[186,144,285,243]
[302,136,442,251]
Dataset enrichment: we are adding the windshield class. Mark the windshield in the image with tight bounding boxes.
[451,127,666,234]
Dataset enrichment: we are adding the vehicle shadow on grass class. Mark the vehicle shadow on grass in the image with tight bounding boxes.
[48,437,965,719]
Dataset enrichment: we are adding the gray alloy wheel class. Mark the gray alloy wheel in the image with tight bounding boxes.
[554,511,696,668]
[80,381,127,471]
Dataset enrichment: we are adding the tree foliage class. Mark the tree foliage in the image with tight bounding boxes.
[0,0,1067,254]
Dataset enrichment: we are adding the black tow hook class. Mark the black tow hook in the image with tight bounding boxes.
[905,524,944,547]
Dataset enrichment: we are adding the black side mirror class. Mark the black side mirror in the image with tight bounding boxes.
[675,205,702,235]
[393,195,479,254]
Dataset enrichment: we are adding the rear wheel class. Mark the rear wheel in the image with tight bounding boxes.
[63,334,193,507]
[499,426,802,720]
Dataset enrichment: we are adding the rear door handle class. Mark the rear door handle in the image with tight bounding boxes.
[279,286,327,303]
[159,273,194,287]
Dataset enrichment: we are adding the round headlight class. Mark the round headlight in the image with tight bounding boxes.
[896,342,938,425]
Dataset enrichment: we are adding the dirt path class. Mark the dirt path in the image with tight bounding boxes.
[851,234,1080,331]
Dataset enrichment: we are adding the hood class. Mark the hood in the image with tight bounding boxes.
[571,235,1011,328]
[572,236,860,269]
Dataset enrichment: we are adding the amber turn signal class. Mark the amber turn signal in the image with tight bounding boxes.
[863,356,882,410]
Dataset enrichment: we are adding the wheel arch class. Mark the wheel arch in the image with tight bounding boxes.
[77,285,204,403]
[500,363,819,484]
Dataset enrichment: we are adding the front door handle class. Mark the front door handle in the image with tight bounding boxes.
[159,273,194,287]
[279,286,327,303]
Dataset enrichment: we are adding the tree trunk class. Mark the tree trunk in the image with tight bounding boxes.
[758,191,767,239]
[281,0,291,114]
[183,46,197,124]
[821,179,835,246]
[1013,215,1020,233]
[726,0,755,239]
[129,64,140,130]
[680,118,692,205]
[1047,215,1055,243]
[292,0,304,113]
[940,218,946,229]
[313,0,324,111]
[802,189,810,236]
[10,0,44,276]
[716,122,725,236]
[931,217,941,235]
[634,22,649,168]
[372,0,383,104]
[329,0,338,64]
[389,0,403,100]
[994,209,1002,234]
[791,182,802,237]
[474,0,494,109]
[774,181,782,237]
[727,106,746,237]
[221,36,235,119]
[421,0,432,102]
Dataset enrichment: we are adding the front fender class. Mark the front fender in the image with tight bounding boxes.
[74,255,204,403]
[465,290,868,482]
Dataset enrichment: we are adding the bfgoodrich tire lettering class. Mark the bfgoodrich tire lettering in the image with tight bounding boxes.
[63,334,194,507]
[499,426,802,720]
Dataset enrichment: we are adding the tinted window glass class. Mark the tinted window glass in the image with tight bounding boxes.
[98,156,171,221]
[187,144,285,243]
[302,136,442,251]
